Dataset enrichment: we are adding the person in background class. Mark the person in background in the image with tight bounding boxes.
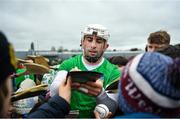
[174,43,180,49]
[156,44,180,59]
[50,24,121,117]
[14,63,35,90]
[109,56,128,72]
[0,31,71,118]
[145,30,170,52]
[0,31,17,117]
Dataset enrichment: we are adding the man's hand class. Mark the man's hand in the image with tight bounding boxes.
[79,79,103,96]
[94,110,112,119]
[59,76,71,103]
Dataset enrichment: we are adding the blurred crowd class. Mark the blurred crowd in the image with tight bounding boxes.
[0,24,180,118]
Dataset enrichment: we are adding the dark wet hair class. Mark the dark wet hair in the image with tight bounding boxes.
[148,30,170,44]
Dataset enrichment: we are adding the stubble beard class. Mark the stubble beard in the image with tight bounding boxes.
[84,49,104,63]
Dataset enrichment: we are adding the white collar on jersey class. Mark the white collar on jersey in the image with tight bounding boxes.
[82,56,104,71]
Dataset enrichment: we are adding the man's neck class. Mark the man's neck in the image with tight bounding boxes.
[82,56,104,71]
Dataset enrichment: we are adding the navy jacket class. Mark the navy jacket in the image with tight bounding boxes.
[28,95,70,118]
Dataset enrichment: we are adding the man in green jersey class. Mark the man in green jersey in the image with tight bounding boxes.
[50,24,121,117]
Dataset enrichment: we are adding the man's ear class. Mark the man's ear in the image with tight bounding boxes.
[80,39,83,47]
[80,39,85,48]
[106,43,109,49]
[145,45,147,51]
[103,43,109,52]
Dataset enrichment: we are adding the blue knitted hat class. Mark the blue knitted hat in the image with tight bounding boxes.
[118,52,180,117]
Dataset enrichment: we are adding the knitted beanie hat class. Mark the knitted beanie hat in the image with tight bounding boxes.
[118,52,180,117]
[0,31,17,85]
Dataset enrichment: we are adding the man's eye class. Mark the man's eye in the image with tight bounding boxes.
[86,36,93,40]
[97,41,103,43]
[148,46,152,49]
[96,39,104,43]
[155,46,161,49]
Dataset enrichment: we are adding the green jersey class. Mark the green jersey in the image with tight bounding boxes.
[59,54,120,117]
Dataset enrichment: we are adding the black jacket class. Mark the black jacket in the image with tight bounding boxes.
[28,95,70,118]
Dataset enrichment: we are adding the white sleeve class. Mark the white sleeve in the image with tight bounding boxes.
[49,70,68,97]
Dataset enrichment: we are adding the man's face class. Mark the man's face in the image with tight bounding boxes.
[81,34,109,63]
[147,43,167,52]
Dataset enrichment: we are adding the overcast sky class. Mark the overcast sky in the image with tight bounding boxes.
[0,0,179,51]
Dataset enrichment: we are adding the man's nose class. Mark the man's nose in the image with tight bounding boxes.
[148,47,155,52]
[91,40,97,48]
[151,47,157,52]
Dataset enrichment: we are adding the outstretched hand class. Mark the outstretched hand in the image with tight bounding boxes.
[59,76,72,103]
